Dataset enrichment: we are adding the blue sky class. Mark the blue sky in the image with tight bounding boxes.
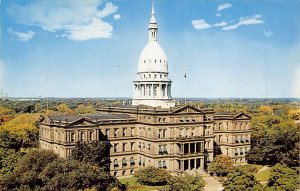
[0,0,299,98]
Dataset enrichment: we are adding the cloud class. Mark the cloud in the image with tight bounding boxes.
[97,2,117,18]
[192,19,228,30]
[222,14,264,30]
[191,19,211,30]
[216,13,221,17]
[217,3,232,11]
[8,28,35,41]
[7,0,118,41]
[214,21,227,27]
[114,14,121,20]
[66,18,112,40]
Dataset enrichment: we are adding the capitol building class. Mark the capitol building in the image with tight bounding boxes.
[39,2,252,177]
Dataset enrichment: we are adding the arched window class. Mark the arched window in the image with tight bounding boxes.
[241,136,244,143]
[235,136,239,143]
[114,159,118,169]
[130,157,135,166]
[122,158,127,167]
[158,161,162,168]
[163,161,167,169]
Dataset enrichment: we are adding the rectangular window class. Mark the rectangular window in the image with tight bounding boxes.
[131,128,134,136]
[114,128,118,137]
[71,132,75,142]
[123,143,126,152]
[89,131,93,141]
[131,142,134,151]
[106,129,109,138]
[123,128,126,137]
[114,143,118,153]
[80,132,84,141]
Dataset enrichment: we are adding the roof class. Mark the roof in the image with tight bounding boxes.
[48,113,133,123]
[138,41,168,73]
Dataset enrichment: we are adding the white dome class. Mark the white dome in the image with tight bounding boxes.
[137,41,168,73]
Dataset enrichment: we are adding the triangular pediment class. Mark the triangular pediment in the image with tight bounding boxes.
[65,117,97,127]
[233,113,251,120]
[172,105,202,114]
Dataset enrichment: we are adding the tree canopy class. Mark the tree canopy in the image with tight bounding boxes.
[266,163,299,191]
[223,165,263,191]
[0,150,119,191]
[160,173,205,191]
[70,140,110,170]
[135,166,171,186]
[208,155,234,176]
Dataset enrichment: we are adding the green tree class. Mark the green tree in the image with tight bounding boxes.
[70,141,110,170]
[161,173,205,191]
[0,148,25,176]
[39,159,118,191]
[0,149,120,191]
[247,118,300,167]
[135,166,171,186]
[266,163,299,191]
[208,155,234,176]
[223,166,263,191]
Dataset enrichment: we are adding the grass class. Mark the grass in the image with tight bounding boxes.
[119,177,164,191]
[255,167,271,183]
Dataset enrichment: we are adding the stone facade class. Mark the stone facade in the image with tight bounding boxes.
[39,105,251,177]
[39,1,252,177]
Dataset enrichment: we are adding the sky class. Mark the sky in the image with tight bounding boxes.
[0,0,299,98]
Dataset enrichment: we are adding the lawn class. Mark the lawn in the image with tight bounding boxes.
[255,167,271,183]
[119,177,164,191]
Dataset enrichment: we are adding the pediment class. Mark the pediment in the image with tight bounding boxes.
[66,117,97,127]
[233,113,251,120]
[172,105,201,114]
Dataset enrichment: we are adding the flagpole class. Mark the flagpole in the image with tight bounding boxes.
[184,68,188,105]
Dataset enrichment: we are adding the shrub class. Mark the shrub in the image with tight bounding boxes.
[135,166,171,186]
[161,173,205,191]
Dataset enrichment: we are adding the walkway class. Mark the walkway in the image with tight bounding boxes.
[203,176,224,191]
[185,169,223,191]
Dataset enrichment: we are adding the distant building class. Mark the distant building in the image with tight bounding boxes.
[39,1,251,177]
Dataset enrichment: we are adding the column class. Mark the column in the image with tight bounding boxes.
[152,84,155,97]
[181,160,184,171]
[194,143,197,153]
[194,158,196,170]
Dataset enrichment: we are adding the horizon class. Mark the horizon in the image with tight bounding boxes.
[1,0,299,98]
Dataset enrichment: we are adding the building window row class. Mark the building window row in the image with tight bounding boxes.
[234,147,250,156]
[113,142,135,153]
[69,130,95,143]
[214,122,250,131]
[158,145,168,155]
[158,161,167,169]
